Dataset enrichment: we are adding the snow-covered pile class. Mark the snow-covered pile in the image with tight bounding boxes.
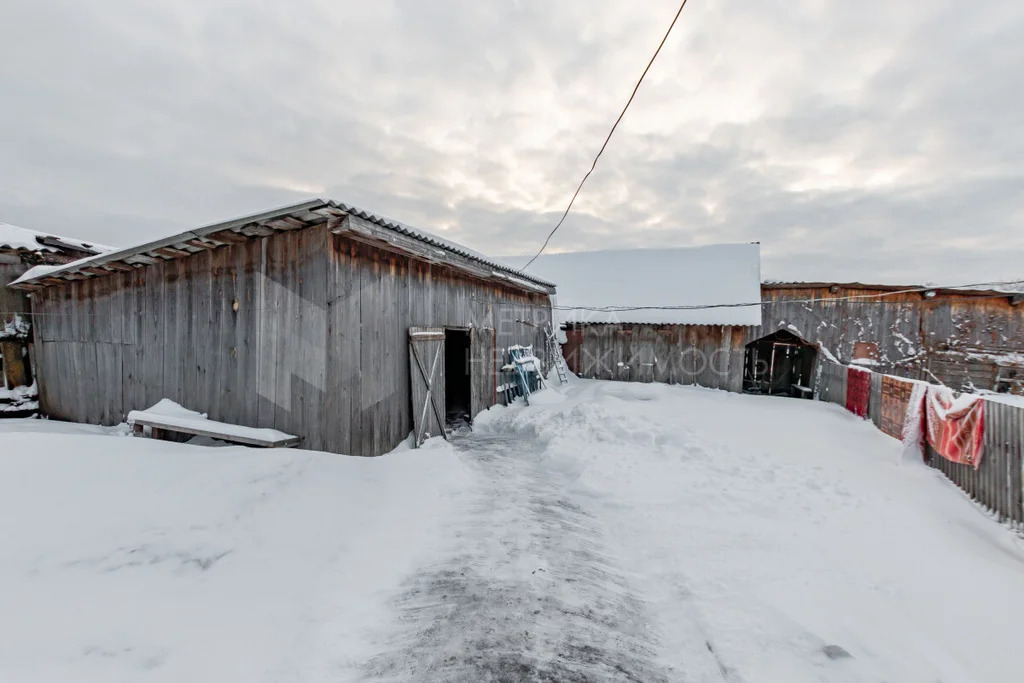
[0,381,38,413]
[126,399,298,445]
[476,381,1024,681]
[0,422,469,681]
[0,314,31,340]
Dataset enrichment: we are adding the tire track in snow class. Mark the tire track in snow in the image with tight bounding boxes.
[362,433,674,682]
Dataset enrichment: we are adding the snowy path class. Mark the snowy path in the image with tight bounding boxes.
[4,379,1024,682]
[362,433,678,681]
[466,380,1024,682]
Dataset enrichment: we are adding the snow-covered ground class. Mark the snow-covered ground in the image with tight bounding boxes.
[3,380,1023,682]
[0,424,470,682]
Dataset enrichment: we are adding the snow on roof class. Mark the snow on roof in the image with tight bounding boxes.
[10,264,63,287]
[520,244,762,326]
[0,221,111,256]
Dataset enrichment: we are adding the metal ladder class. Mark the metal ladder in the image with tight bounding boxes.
[544,325,570,385]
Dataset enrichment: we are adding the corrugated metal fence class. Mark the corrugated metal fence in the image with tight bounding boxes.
[816,360,847,407]
[815,359,1024,528]
[868,372,883,429]
[929,402,1024,527]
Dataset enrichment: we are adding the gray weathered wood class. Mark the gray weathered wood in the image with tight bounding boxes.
[409,327,446,446]
[470,326,496,418]
[24,226,553,455]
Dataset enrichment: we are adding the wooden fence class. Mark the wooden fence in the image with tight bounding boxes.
[815,359,1024,528]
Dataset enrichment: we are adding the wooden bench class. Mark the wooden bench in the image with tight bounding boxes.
[130,415,301,448]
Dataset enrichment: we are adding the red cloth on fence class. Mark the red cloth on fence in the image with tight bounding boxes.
[924,386,985,469]
[846,367,871,418]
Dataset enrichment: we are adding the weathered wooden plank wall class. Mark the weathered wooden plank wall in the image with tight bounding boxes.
[0,258,31,324]
[566,323,746,392]
[470,326,496,419]
[323,235,549,455]
[562,285,1024,395]
[1,258,33,393]
[762,285,1024,392]
[29,225,551,456]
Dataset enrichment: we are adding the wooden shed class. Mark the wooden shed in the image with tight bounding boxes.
[523,245,764,392]
[524,248,1024,399]
[1,222,108,415]
[761,282,1024,395]
[10,200,555,454]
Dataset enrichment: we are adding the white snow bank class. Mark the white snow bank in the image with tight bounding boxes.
[0,400,38,413]
[0,425,469,682]
[0,381,36,402]
[127,399,297,445]
[516,244,762,326]
[979,391,1024,408]
[475,380,1024,682]
[0,313,30,339]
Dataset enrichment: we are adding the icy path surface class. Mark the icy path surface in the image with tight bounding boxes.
[462,380,1024,682]
[361,433,680,681]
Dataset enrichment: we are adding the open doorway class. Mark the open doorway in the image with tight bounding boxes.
[743,330,818,398]
[444,328,472,427]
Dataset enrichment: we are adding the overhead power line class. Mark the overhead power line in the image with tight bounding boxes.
[521,0,690,271]
[3,281,1020,319]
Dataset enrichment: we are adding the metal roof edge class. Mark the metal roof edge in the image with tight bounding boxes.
[325,200,555,288]
[9,198,556,291]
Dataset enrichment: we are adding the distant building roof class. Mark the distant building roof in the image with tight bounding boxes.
[763,280,1024,298]
[0,222,111,256]
[520,244,762,326]
[9,199,555,293]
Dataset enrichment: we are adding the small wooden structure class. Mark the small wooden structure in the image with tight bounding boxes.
[525,245,763,393]
[11,200,555,455]
[1,222,107,415]
[742,330,817,397]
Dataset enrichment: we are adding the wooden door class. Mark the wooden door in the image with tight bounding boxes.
[408,327,446,447]
[470,326,496,419]
[563,328,583,375]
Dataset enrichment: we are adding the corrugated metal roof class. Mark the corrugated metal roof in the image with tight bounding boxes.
[0,222,111,256]
[10,199,555,291]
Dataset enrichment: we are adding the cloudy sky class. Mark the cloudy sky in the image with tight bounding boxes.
[1,0,1022,285]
